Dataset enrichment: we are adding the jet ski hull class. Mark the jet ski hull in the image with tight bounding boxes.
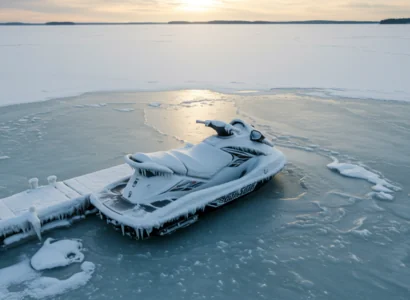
[91,156,285,240]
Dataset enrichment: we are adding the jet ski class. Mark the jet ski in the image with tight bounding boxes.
[90,119,286,239]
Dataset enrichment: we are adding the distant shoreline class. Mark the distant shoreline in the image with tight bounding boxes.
[0,19,408,26]
[380,18,410,24]
[0,20,379,26]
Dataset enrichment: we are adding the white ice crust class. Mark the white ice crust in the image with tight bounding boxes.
[0,25,409,107]
[27,261,95,299]
[327,157,401,201]
[30,238,84,271]
[148,102,161,108]
[131,142,233,178]
[93,153,286,238]
[0,239,94,300]
[327,158,398,190]
[0,164,132,242]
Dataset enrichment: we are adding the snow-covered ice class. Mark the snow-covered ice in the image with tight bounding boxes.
[113,108,135,112]
[30,238,84,271]
[368,191,395,202]
[1,25,410,107]
[27,261,95,299]
[0,237,94,300]
[148,102,161,108]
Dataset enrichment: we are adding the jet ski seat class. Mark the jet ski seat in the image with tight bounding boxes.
[131,143,232,179]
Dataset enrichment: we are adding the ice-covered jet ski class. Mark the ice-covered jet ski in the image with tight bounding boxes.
[90,119,286,239]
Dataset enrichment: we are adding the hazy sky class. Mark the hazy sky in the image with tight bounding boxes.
[0,0,409,22]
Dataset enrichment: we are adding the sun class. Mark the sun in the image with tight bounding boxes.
[179,0,219,11]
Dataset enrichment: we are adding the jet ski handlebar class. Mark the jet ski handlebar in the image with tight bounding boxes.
[196,120,240,137]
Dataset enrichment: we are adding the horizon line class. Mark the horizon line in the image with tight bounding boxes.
[0,19,381,24]
[1,18,408,25]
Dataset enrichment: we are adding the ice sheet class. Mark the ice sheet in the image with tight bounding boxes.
[0,25,409,107]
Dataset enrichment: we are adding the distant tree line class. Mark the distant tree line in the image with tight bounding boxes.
[380,18,410,24]
[45,22,75,25]
[1,19,409,26]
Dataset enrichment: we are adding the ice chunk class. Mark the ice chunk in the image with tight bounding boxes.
[327,158,400,192]
[371,184,393,193]
[3,231,34,246]
[289,271,314,288]
[148,102,161,107]
[352,229,372,237]
[0,156,9,160]
[30,238,84,271]
[368,191,394,202]
[113,108,135,112]
[41,219,72,231]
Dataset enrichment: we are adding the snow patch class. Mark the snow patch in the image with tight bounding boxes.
[368,192,394,202]
[0,260,38,290]
[26,261,95,299]
[0,259,95,300]
[327,157,400,201]
[113,108,135,112]
[148,102,161,107]
[327,158,396,189]
[372,184,393,193]
[352,229,372,238]
[349,253,362,263]
[30,238,84,271]
[289,271,314,288]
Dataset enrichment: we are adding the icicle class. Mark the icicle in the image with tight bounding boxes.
[47,175,57,186]
[29,178,39,189]
[121,224,125,236]
[146,227,153,236]
[27,206,42,241]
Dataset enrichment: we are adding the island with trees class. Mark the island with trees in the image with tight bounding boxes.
[380,18,410,24]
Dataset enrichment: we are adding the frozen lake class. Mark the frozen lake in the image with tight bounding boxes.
[0,24,410,107]
[1,89,410,299]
